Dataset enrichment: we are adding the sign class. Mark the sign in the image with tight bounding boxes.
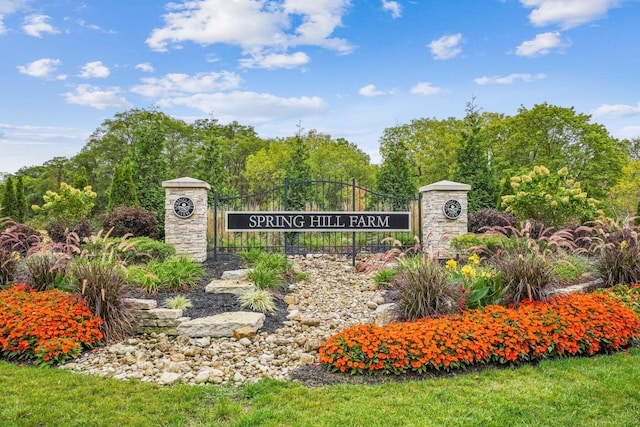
[442,199,462,219]
[226,211,411,232]
[173,196,195,218]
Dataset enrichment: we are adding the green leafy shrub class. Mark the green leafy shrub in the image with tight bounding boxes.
[32,182,96,228]
[127,237,175,263]
[372,268,397,288]
[149,256,204,291]
[0,284,103,366]
[248,265,285,290]
[238,289,276,313]
[67,257,135,342]
[256,252,292,274]
[601,284,640,318]
[162,295,193,310]
[127,265,161,294]
[102,206,158,238]
[501,166,602,228]
[551,252,594,283]
[390,255,463,321]
[445,256,506,309]
[450,233,512,255]
[241,248,263,267]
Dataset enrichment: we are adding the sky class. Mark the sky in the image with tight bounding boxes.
[1,0,639,174]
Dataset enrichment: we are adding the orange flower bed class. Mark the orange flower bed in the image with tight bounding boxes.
[319,293,640,374]
[0,284,103,366]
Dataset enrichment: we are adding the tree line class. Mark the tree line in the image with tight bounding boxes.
[1,102,639,230]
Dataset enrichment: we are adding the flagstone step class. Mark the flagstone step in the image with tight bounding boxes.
[176,311,265,338]
[205,279,256,295]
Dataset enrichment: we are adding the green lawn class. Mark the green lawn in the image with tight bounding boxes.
[1,348,640,426]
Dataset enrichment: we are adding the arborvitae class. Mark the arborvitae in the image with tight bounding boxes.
[15,176,27,222]
[108,157,139,211]
[452,101,499,213]
[73,166,89,189]
[283,133,313,210]
[2,177,18,220]
[373,140,417,210]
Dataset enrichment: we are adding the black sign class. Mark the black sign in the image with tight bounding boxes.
[226,211,411,232]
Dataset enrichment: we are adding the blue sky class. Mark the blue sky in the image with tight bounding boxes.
[1,0,639,174]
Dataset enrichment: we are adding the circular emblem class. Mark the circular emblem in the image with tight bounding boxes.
[173,196,195,218]
[443,199,462,219]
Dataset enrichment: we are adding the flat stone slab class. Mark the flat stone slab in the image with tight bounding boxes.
[221,269,252,280]
[124,298,158,310]
[177,312,265,338]
[205,279,255,295]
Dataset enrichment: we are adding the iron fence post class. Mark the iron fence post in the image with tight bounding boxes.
[213,190,218,261]
[351,178,356,266]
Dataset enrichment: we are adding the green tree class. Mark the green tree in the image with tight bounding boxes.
[193,118,234,197]
[15,176,27,222]
[452,101,499,213]
[492,103,627,202]
[2,177,18,220]
[373,139,417,210]
[108,157,138,211]
[283,131,313,211]
[130,120,169,226]
[72,166,89,189]
[379,117,464,185]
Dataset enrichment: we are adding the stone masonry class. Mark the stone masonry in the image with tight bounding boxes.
[420,180,471,259]
[162,177,210,262]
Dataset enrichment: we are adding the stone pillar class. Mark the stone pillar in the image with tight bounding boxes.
[162,177,211,262]
[420,180,471,259]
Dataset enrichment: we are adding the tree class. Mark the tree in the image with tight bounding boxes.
[452,101,499,213]
[72,166,89,189]
[31,182,97,227]
[193,118,234,198]
[108,157,138,211]
[283,130,313,211]
[379,117,464,185]
[373,139,417,210]
[15,176,27,222]
[130,120,169,227]
[492,103,627,202]
[2,177,18,220]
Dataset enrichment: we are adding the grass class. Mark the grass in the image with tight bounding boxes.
[2,348,640,426]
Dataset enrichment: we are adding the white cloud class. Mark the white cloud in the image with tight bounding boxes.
[63,84,132,109]
[428,33,463,60]
[515,32,570,57]
[239,51,310,69]
[474,73,547,85]
[619,126,640,139]
[23,14,59,37]
[17,58,63,78]
[160,91,327,123]
[146,0,353,68]
[359,84,387,97]
[0,0,26,34]
[410,82,442,96]
[521,0,621,29]
[135,63,154,72]
[78,61,110,78]
[381,0,402,18]
[591,102,640,118]
[131,71,242,97]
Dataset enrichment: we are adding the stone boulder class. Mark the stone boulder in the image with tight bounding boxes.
[205,279,255,295]
[176,312,265,338]
[221,269,252,280]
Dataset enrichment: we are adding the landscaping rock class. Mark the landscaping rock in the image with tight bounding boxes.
[221,269,252,280]
[176,312,265,337]
[205,279,255,295]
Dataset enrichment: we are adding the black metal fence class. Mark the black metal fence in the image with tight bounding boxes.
[211,178,421,263]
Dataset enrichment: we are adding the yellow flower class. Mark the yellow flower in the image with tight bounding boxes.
[621,240,629,250]
[461,264,477,279]
[469,253,480,265]
[445,259,458,269]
